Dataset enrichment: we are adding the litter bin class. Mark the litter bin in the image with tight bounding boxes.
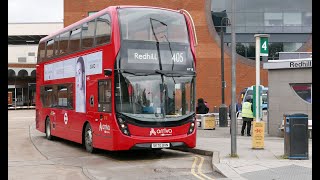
[201,114,216,130]
[284,113,308,160]
[219,105,228,127]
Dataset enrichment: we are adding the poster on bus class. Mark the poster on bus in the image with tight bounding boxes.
[75,56,86,112]
[44,51,103,113]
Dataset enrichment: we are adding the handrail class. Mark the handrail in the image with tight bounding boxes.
[180,9,198,47]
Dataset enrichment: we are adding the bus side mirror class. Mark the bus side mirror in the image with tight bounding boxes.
[104,69,112,76]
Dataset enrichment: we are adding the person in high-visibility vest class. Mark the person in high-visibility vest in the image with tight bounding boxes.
[241,95,253,136]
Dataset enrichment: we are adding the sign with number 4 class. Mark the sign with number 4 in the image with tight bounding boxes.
[260,37,269,56]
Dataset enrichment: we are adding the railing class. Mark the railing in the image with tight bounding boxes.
[215,25,312,34]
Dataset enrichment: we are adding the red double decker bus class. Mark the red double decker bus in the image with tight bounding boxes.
[35,6,198,152]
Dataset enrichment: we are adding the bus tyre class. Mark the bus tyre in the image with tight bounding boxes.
[45,118,53,140]
[84,123,95,153]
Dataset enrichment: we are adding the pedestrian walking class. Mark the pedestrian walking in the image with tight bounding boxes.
[241,95,253,136]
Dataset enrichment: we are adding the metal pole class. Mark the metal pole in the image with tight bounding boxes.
[219,18,228,127]
[14,77,17,109]
[22,87,24,107]
[221,27,225,104]
[231,0,237,156]
[255,36,260,122]
[28,83,30,107]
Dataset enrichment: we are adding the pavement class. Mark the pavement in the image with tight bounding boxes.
[190,122,312,180]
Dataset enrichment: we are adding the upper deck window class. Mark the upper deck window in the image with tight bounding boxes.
[69,27,82,52]
[96,14,111,45]
[46,39,55,59]
[82,19,96,49]
[118,8,189,44]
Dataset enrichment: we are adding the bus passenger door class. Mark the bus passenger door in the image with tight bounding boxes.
[94,79,113,142]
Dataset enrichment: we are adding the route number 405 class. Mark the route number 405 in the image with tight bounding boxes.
[172,53,184,63]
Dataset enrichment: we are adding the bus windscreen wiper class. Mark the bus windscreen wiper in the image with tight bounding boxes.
[123,70,154,76]
[155,70,195,77]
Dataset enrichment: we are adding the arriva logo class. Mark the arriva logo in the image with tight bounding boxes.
[150,128,156,136]
[99,122,110,133]
[149,128,173,136]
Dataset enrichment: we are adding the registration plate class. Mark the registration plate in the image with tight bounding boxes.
[151,143,170,148]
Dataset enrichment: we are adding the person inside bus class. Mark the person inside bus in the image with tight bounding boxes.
[196,98,209,114]
[241,95,254,136]
[75,56,86,113]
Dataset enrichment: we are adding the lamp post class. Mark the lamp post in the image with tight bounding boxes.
[231,0,237,157]
[219,17,230,127]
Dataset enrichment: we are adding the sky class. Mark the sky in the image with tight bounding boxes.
[8,0,63,23]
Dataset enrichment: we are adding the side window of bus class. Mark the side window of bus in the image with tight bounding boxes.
[69,26,82,52]
[38,42,46,63]
[96,14,111,46]
[46,39,55,59]
[59,31,70,55]
[58,85,68,108]
[42,86,55,107]
[52,85,58,107]
[98,80,112,112]
[40,86,46,107]
[67,84,73,109]
[82,19,96,49]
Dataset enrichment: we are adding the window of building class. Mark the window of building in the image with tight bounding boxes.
[28,52,35,56]
[290,83,312,103]
[264,13,283,26]
[95,14,111,46]
[18,57,27,63]
[284,13,301,26]
[98,80,112,112]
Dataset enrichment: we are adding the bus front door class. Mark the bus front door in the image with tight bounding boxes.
[94,79,113,144]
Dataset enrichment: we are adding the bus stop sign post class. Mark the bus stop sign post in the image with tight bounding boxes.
[252,85,262,119]
[252,34,269,149]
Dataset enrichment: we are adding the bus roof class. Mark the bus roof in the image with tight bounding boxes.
[39,5,181,43]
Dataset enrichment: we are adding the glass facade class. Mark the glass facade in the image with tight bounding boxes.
[211,0,312,60]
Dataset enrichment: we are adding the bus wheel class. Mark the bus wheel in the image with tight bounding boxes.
[84,123,95,153]
[45,118,53,140]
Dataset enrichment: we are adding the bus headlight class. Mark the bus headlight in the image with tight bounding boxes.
[117,117,130,136]
[187,116,196,135]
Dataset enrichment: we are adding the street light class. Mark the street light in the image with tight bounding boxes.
[219,17,231,127]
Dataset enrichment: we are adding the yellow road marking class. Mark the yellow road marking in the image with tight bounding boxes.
[191,156,205,180]
[196,155,214,180]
